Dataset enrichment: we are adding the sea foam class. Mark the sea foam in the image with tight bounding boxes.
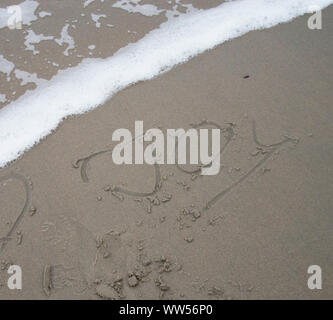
[0,0,332,167]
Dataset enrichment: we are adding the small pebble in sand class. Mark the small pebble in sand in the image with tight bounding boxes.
[97,196,103,201]
[95,283,119,300]
[261,167,271,174]
[71,161,79,169]
[128,275,139,287]
[141,256,152,267]
[247,285,254,292]
[16,233,23,245]
[184,236,194,243]
[103,185,112,192]
[29,206,37,216]
[155,276,169,292]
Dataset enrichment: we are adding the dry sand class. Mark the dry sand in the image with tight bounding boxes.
[0,3,332,299]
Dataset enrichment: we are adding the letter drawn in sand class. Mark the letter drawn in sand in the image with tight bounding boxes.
[73,119,297,214]
[42,265,52,296]
[0,173,32,254]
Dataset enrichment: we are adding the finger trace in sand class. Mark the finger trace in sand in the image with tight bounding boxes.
[75,150,161,198]
[0,173,31,253]
[42,264,52,297]
[203,120,298,210]
[74,149,110,183]
[109,164,161,198]
[175,120,234,175]
[72,119,298,214]
[74,132,162,199]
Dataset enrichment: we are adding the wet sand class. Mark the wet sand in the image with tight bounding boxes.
[0,4,333,299]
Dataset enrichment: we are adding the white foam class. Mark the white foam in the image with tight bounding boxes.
[24,29,54,55]
[55,24,75,56]
[0,0,39,29]
[0,94,6,103]
[0,55,15,80]
[1,54,45,88]
[39,11,51,18]
[0,0,332,167]
[91,13,106,28]
[14,69,46,87]
[165,0,199,20]
[88,44,96,56]
[112,0,163,17]
[112,0,199,20]
[83,0,95,8]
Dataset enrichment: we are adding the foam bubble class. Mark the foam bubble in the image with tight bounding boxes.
[0,55,15,79]
[0,0,332,167]
[91,13,106,28]
[55,24,75,56]
[112,0,163,17]
[24,29,54,55]
[0,94,6,103]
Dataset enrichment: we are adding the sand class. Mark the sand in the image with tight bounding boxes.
[0,3,332,299]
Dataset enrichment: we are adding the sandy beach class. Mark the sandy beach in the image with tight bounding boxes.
[0,1,332,299]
